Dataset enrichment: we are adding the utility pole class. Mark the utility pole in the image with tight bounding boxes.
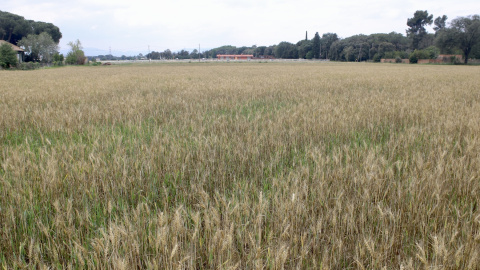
[199,44,201,62]
[148,45,150,60]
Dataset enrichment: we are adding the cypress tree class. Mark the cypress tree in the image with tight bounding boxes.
[313,32,321,59]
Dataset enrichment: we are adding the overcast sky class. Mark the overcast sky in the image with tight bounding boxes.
[3,0,480,55]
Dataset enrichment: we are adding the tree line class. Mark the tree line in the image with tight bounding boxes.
[145,11,480,64]
[2,9,480,67]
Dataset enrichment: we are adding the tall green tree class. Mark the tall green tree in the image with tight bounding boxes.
[66,39,86,65]
[163,49,173,59]
[18,32,58,62]
[433,15,448,33]
[0,10,62,45]
[0,42,18,68]
[297,39,313,59]
[436,15,480,64]
[0,11,29,44]
[29,21,62,43]
[321,33,339,59]
[274,42,298,59]
[407,10,433,50]
[312,32,320,59]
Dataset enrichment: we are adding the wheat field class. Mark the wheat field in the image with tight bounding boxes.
[1,62,479,269]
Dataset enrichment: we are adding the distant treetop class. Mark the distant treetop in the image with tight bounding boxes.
[0,10,62,45]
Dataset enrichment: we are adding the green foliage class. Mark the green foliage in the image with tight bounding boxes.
[321,33,339,59]
[423,46,440,59]
[17,32,58,63]
[296,40,312,59]
[435,28,459,54]
[146,51,161,59]
[435,15,480,64]
[407,10,434,50]
[16,61,41,70]
[329,34,370,61]
[409,52,418,63]
[66,39,86,65]
[306,51,313,59]
[66,51,86,65]
[471,43,480,59]
[53,52,64,62]
[408,47,439,63]
[208,45,238,58]
[434,15,448,33]
[0,42,18,68]
[313,32,321,59]
[53,52,64,66]
[274,42,298,59]
[378,42,395,55]
[0,10,62,45]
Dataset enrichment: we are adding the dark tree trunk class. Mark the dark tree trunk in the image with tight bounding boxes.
[7,29,12,43]
[464,48,470,64]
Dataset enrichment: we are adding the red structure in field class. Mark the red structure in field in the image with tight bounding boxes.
[217,54,254,60]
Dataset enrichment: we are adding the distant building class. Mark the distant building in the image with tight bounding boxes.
[0,40,25,63]
[217,54,253,60]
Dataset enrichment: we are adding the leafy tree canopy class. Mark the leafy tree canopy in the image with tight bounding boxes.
[434,15,448,33]
[274,42,298,59]
[66,39,86,65]
[436,15,480,63]
[407,10,433,49]
[0,10,62,45]
[312,32,320,59]
[18,32,58,63]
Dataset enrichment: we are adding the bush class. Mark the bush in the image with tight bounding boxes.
[409,47,440,64]
[53,53,64,66]
[66,50,86,65]
[398,51,410,59]
[0,43,18,68]
[306,51,313,59]
[372,53,382,62]
[409,52,418,64]
[424,46,440,59]
[384,51,396,59]
[16,62,41,70]
[395,57,402,63]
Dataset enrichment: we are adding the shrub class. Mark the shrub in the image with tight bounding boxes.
[409,52,418,64]
[66,50,86,65]
[0,43,18,68]
[16,62,41,70]
[424,46,440,59]
[306,51,314,59]
[384,51,396,59]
